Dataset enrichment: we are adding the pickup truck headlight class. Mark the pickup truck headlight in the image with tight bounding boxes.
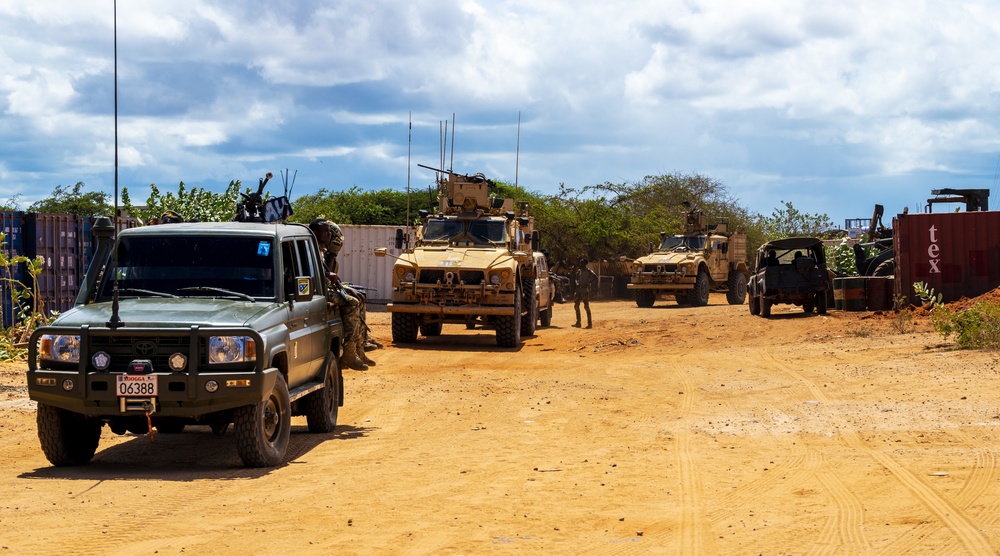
[38,334,81,363]
[208,336,257,364]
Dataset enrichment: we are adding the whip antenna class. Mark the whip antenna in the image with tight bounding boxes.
[107,0,123,329]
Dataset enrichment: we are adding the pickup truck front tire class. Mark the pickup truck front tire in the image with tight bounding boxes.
[235,373,291,467]
[37,403,102,466]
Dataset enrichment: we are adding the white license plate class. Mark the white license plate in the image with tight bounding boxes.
[116,374,158,397]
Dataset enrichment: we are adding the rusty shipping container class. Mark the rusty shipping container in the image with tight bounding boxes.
[893,210,1000,306]
[25,213,81,317]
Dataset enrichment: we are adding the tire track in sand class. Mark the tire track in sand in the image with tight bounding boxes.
[762,348,994,554]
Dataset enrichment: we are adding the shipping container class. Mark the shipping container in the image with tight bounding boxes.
[893,210,1000,305]
[0,212,25,326]
[339,225,416,306]
[25,213,81,317]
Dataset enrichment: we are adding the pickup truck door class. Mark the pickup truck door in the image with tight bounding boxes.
[282,239,329,387]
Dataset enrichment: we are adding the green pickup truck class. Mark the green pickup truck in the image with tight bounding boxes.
[26,216,345,467]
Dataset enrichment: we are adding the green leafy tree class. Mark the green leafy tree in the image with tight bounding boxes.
[755,200,833,242]
[122,181,244,224]
[291,187,413,226]
[28,183,111,217]
[0,194,21,212]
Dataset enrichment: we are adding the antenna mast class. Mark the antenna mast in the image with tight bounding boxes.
[107,0,122,329]
[406,112,411,239]
[515,111,521,203]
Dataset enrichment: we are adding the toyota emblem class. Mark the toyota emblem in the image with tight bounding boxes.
[133,340,156,357]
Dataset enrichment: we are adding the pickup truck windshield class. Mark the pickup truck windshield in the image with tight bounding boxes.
[97,235,276,300]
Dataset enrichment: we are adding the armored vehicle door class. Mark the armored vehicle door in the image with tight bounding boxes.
[281,238,329,386]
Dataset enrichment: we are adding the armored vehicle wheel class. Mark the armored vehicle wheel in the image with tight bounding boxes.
[235,372,291,467]
[304,353,340,433]
[727,270,748,305]
[635,290,655,308]
[816,291,828,315]
[521,277,537,337]
[496,287,522,348]
[539,306,552,327]
[687,269,710,306]
[749,295,760,315]
[674,294,688,305]
[36,403,102,466]
[391,313,419,343]
[761,296,773,318]
[803,300,814,313]
[420,321,443,337]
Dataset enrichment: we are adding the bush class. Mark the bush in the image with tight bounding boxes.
[931,301,1000,349]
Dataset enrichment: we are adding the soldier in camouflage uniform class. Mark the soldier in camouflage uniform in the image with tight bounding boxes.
[573,257,598,329]
[308,219,373,370]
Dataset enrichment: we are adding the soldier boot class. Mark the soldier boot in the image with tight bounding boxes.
[357,335,376,366]
[342,341,368,371]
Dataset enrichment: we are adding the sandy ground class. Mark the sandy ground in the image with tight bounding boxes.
[3,295,1000,555]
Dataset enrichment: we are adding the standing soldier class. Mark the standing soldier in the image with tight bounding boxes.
[308,219,373,370]
[573,257,598,329]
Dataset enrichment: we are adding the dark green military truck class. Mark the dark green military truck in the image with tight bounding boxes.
[26,216,345,467]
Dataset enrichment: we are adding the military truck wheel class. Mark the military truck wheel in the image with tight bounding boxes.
[727,270,748,305]
[420,321,443,337]
[521,277,537,337]
[674,294,688,305]
[687,269,710,306]
[496,288,522,348]
[749,295,760,315]
[761,296,773,318]
[36,403,102,466]
[635,290,655,308]
[539,306,552,327]
[304,354,340,433]
[816,291,828,315]
[391,313,419,343]
[803,300,814,313]
[235,372,291,467]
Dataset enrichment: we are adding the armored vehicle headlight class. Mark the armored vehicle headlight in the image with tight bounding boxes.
[490,274,501,285]
[404,271,415,282]
[39,334,81,363]
[208,336,256,364]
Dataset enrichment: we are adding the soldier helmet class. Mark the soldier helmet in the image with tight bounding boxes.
[328,221,344,253]
[160,210,185,224]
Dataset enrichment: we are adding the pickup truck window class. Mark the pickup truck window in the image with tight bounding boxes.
[98,235,276,300]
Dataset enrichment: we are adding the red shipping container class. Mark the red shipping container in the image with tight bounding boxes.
[893,211,1000,305]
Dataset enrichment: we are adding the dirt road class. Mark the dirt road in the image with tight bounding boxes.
[3,296,1000,555]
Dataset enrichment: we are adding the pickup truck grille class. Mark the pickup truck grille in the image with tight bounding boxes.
[418,269,486,286]
[88,335,196,373]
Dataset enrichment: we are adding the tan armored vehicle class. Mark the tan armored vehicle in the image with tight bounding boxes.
[375,168,539,347]
[622,206,748,307]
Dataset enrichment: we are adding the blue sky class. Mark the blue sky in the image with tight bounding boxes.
[2,1,999,227]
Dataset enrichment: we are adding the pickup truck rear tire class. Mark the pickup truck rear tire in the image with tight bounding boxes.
[816,291,828,315]
[539,306,552,327]
[749,295,760,315]
[392,313,419,343]
[635,290,655,308]
[235,372,291,467]
[761,296,773,318]
[304,354,340,433]
[36,403,102,466]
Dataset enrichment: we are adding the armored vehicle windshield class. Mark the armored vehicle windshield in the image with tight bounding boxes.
[660,235,707,251]
[423,218,507,244]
